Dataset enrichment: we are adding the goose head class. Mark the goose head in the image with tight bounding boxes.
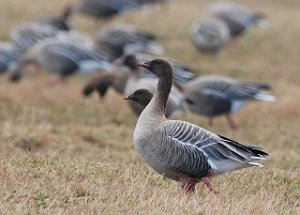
[122,54,139,71]
[124,88,153,108]
[138,59,173,79]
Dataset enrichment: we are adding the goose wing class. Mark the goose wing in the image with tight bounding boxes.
[10,23,58,51]
[161,120,268,175]
[46,42,110,64]
[193,75,269,101]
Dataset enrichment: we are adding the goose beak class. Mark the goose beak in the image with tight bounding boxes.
[137,61,151,69]
[124,95,133,100]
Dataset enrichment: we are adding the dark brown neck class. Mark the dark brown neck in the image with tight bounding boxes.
[155,70,173,115]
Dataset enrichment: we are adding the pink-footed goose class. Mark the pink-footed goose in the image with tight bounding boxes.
[175,75,276,129]
[132,59,268,193]
[203,1,268,39]
[190,17,230,54]
[10,35,112,83]
[10,13,71,52]
[191,1,268,54]
[96,24,163,61]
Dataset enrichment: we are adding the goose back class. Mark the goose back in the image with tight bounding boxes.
[190,17,230,54]
[184,75,275,116]
[204,2,265,37]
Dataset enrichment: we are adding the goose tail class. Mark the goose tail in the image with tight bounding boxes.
[254,93,276,102]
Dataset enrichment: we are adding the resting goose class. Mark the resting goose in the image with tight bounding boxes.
[203,1,268,38]
[0,42,22,74]
[190,17,230,54]
[177,75,276,129]
[132,59,268,193]
[96,24,163,61]
[10,38,112,83]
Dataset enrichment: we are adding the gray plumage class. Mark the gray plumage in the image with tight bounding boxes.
[203,1,268,38]
[10,37,112,82]
[183,75,276,117]
[190,17,230,54]
[133,59,268,192]
[0,42,22,74]
[190,1,268,54]
[10,23,60,51]
[96,25,163,60]
[66,0,140,21]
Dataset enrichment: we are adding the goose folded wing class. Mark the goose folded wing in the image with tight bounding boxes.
[49,43,109,63]
[162,120,267,168]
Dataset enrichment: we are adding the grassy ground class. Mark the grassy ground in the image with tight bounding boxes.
[0,0,299,214]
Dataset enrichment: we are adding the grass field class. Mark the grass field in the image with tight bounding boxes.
[0,0,299,214]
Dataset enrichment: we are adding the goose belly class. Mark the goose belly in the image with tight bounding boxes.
[230,100,247,113]
[134,137,177,179]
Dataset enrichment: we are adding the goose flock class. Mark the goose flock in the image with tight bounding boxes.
[1,0,276,194]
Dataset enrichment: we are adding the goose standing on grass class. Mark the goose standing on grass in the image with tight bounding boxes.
[0,42,22,74]
[10,38,112,83]
[96,25,163,61]
[131,59,268,193]
[176,75,276,129]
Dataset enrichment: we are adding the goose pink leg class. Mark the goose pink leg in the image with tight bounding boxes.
[181,179,197,193]
[226,114,237,130]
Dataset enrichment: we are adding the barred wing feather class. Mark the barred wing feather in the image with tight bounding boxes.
[162,120,268,175]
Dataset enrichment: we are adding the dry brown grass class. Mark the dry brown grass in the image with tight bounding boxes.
[0,0,299,214]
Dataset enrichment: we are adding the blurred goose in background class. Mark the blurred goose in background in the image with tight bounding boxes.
[64,0,168,23]
[96,24,163,61]
[0,42,22,74]
[83,54,195,104]
[190,17,230,54]
[36,11,71,32]
[203,1,268,39]
[10,36,112,83]
[10,23,59,52]
[176,75,276,129]
[83,69,130,98]
[63,0,140,23]
[10,13,71,52]
[132,59,268,193]
[191,1,268,54]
